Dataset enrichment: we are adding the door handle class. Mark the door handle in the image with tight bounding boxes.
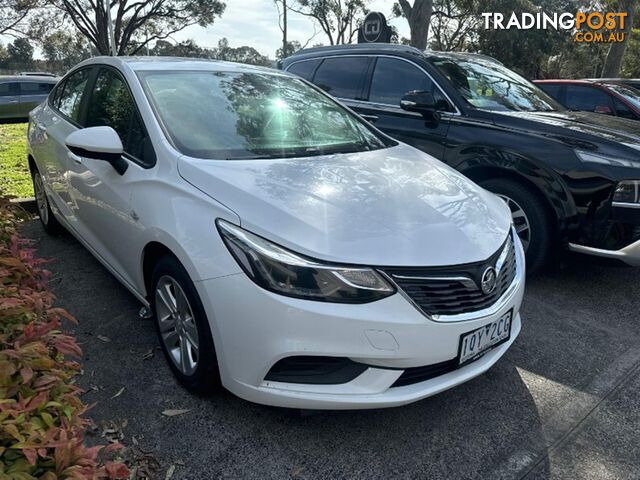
[35,122,47,133]
[68,151,82,164]
[9,100,18,104]
[360,114,379,123]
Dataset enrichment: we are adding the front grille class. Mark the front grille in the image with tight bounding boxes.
[382,233,517,316]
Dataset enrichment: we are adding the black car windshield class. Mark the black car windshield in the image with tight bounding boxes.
[138,70,393,160]
[606,83,640,110]
[429,56,563,112]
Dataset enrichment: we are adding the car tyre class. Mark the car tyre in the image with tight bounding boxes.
[31,166,63,235]
[479,178,552,274]
[151,255,221,394]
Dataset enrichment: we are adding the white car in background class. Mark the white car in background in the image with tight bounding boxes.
[27,57,525,409]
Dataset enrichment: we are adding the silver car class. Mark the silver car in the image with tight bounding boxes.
[0,75,58,121]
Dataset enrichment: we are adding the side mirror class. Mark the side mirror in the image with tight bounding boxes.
[65,126,128,175]
[400,90,436,113]
[594,105,613,115]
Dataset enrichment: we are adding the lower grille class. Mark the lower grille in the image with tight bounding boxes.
[382,232,517,317]
[264,356,368,385]
[391,358,458,387]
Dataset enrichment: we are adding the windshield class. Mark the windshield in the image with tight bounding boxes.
[606,83,640,110]
[429,56,563,112]
[138,70,392,160]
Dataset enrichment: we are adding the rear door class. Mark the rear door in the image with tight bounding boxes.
[32,68,92,220]
[0,82,21,119]
[19,81,55,116]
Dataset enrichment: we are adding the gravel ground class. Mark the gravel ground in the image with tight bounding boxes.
[21,220,640,480]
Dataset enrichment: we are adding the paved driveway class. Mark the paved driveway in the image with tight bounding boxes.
[21,221,640,479]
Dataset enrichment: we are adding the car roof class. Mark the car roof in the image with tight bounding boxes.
[74,56,283,76]
[284,43,502,65]
[0,75,59,82]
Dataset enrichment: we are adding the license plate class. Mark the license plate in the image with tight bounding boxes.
[458,310,512,366]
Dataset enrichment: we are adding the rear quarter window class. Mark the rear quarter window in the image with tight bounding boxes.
[286,59,320,80]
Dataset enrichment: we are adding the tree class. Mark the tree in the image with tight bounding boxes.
[601,0,637,77]
[212,38,270,66]
[276,40,302,60]
[0,0,40,36]
[393,0,433,50]
[150,39,204,57]
[290,0,369,45]
[45,0,226,56]
[42,31,93,72]
[429,0,479,51]
[7,37,33,68]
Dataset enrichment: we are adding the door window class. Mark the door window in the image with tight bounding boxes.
[0,82,18,96]
[85,68,147,162]
[369,57,434,106]
[613,98,638,120]
[57,69,90,122]
[537,83,562,101]
[286,59,320,80]
[312,57,370,99]
[19,82,55,94]
[564,85,611,112]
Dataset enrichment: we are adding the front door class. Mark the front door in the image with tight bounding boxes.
[348,57,452,160]
[65,66,151,288]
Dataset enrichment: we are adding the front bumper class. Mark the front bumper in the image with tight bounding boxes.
[569,237,640,266]
[195,236,526,410]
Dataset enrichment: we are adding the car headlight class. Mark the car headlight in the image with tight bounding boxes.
[613,180,640,204]
[216,220,395,303]
[575,150,638,168]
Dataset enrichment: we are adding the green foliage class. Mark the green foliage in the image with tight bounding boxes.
[41,32,93,74]
[276,40,302,60]
[0,123,31,199]
[6,38,33,69]
[0,199,129,479]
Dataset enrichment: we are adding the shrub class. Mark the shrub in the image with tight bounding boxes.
[0,198,129,480]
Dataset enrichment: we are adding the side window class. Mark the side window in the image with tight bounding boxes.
[537,84,562,100]
[286,59,320,80]
[85,68,146,162]
[369,57,435,107]
[19,82,55,94]
[312,57,370,100]
[564,85,611,112]
[613,98,638,120]
[58,69,90,122]
[0,82,18,96]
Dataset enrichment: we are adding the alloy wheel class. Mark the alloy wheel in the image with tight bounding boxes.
[497,194,531,251]
[33,173,49,225]
[155,275,200,376]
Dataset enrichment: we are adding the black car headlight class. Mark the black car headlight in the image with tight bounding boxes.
[613,180,640,205]
[216,220,395,303]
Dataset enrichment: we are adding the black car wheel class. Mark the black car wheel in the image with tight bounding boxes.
[151,255,221,394]
[479,178,552,274]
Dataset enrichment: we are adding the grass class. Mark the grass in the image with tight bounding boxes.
[0,122,32,198]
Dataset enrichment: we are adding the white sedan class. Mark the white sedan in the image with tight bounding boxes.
[27,57,525,409]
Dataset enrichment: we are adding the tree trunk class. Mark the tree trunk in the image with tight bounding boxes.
[398,0,434,50]
[601,0,636,77]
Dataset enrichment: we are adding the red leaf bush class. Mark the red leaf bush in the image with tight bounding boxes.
[0,199,129,479]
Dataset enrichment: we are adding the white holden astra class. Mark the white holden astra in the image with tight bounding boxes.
[27,57,525,409]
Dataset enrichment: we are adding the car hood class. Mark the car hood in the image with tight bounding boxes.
[493,110,640,150]
[178,144,511,267]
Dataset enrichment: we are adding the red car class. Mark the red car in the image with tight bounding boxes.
[535,79,640,121]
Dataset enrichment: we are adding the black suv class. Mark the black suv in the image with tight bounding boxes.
[281,43,640,272]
